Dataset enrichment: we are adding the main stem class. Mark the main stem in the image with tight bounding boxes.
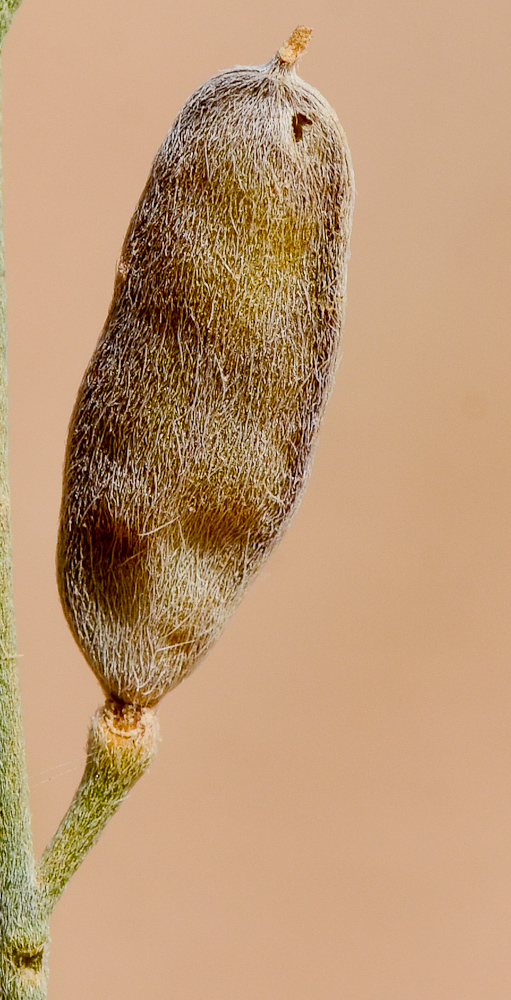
[0,13,159,995]
[0,51,49,1000]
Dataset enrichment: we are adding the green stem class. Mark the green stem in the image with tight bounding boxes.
[0,0,23,46]
[37,701,159,918]
[0,49,49,1000]
[0,8,160,993]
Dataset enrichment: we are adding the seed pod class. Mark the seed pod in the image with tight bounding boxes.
[57,27,355,706]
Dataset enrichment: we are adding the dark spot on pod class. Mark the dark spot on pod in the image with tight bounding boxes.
[292,113,313,141]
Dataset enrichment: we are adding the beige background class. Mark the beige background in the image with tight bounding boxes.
[3,0,511,996]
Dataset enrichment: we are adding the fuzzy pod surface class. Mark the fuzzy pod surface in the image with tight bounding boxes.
[57,28,355,706]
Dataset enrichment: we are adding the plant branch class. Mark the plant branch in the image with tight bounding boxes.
[0,51,49,1000]
[37,701,159,918]
[0,0,23,46]
[0,4,159,994]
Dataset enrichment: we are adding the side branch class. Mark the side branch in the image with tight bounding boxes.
[36,701,159,918]
[0,0,25,46]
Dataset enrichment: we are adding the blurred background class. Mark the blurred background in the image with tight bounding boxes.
[3,0,511,996]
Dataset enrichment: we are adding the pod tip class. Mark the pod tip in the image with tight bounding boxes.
[278,25,313,66]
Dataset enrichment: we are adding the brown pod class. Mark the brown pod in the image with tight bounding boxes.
[57,27,355,706]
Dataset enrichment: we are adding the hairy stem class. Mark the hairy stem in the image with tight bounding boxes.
[0,49,49,1000]
[37,701,159,918]
[0,0,23,45]
[0,6,160,995]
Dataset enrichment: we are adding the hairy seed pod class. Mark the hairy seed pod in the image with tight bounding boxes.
[57,27,355,706]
